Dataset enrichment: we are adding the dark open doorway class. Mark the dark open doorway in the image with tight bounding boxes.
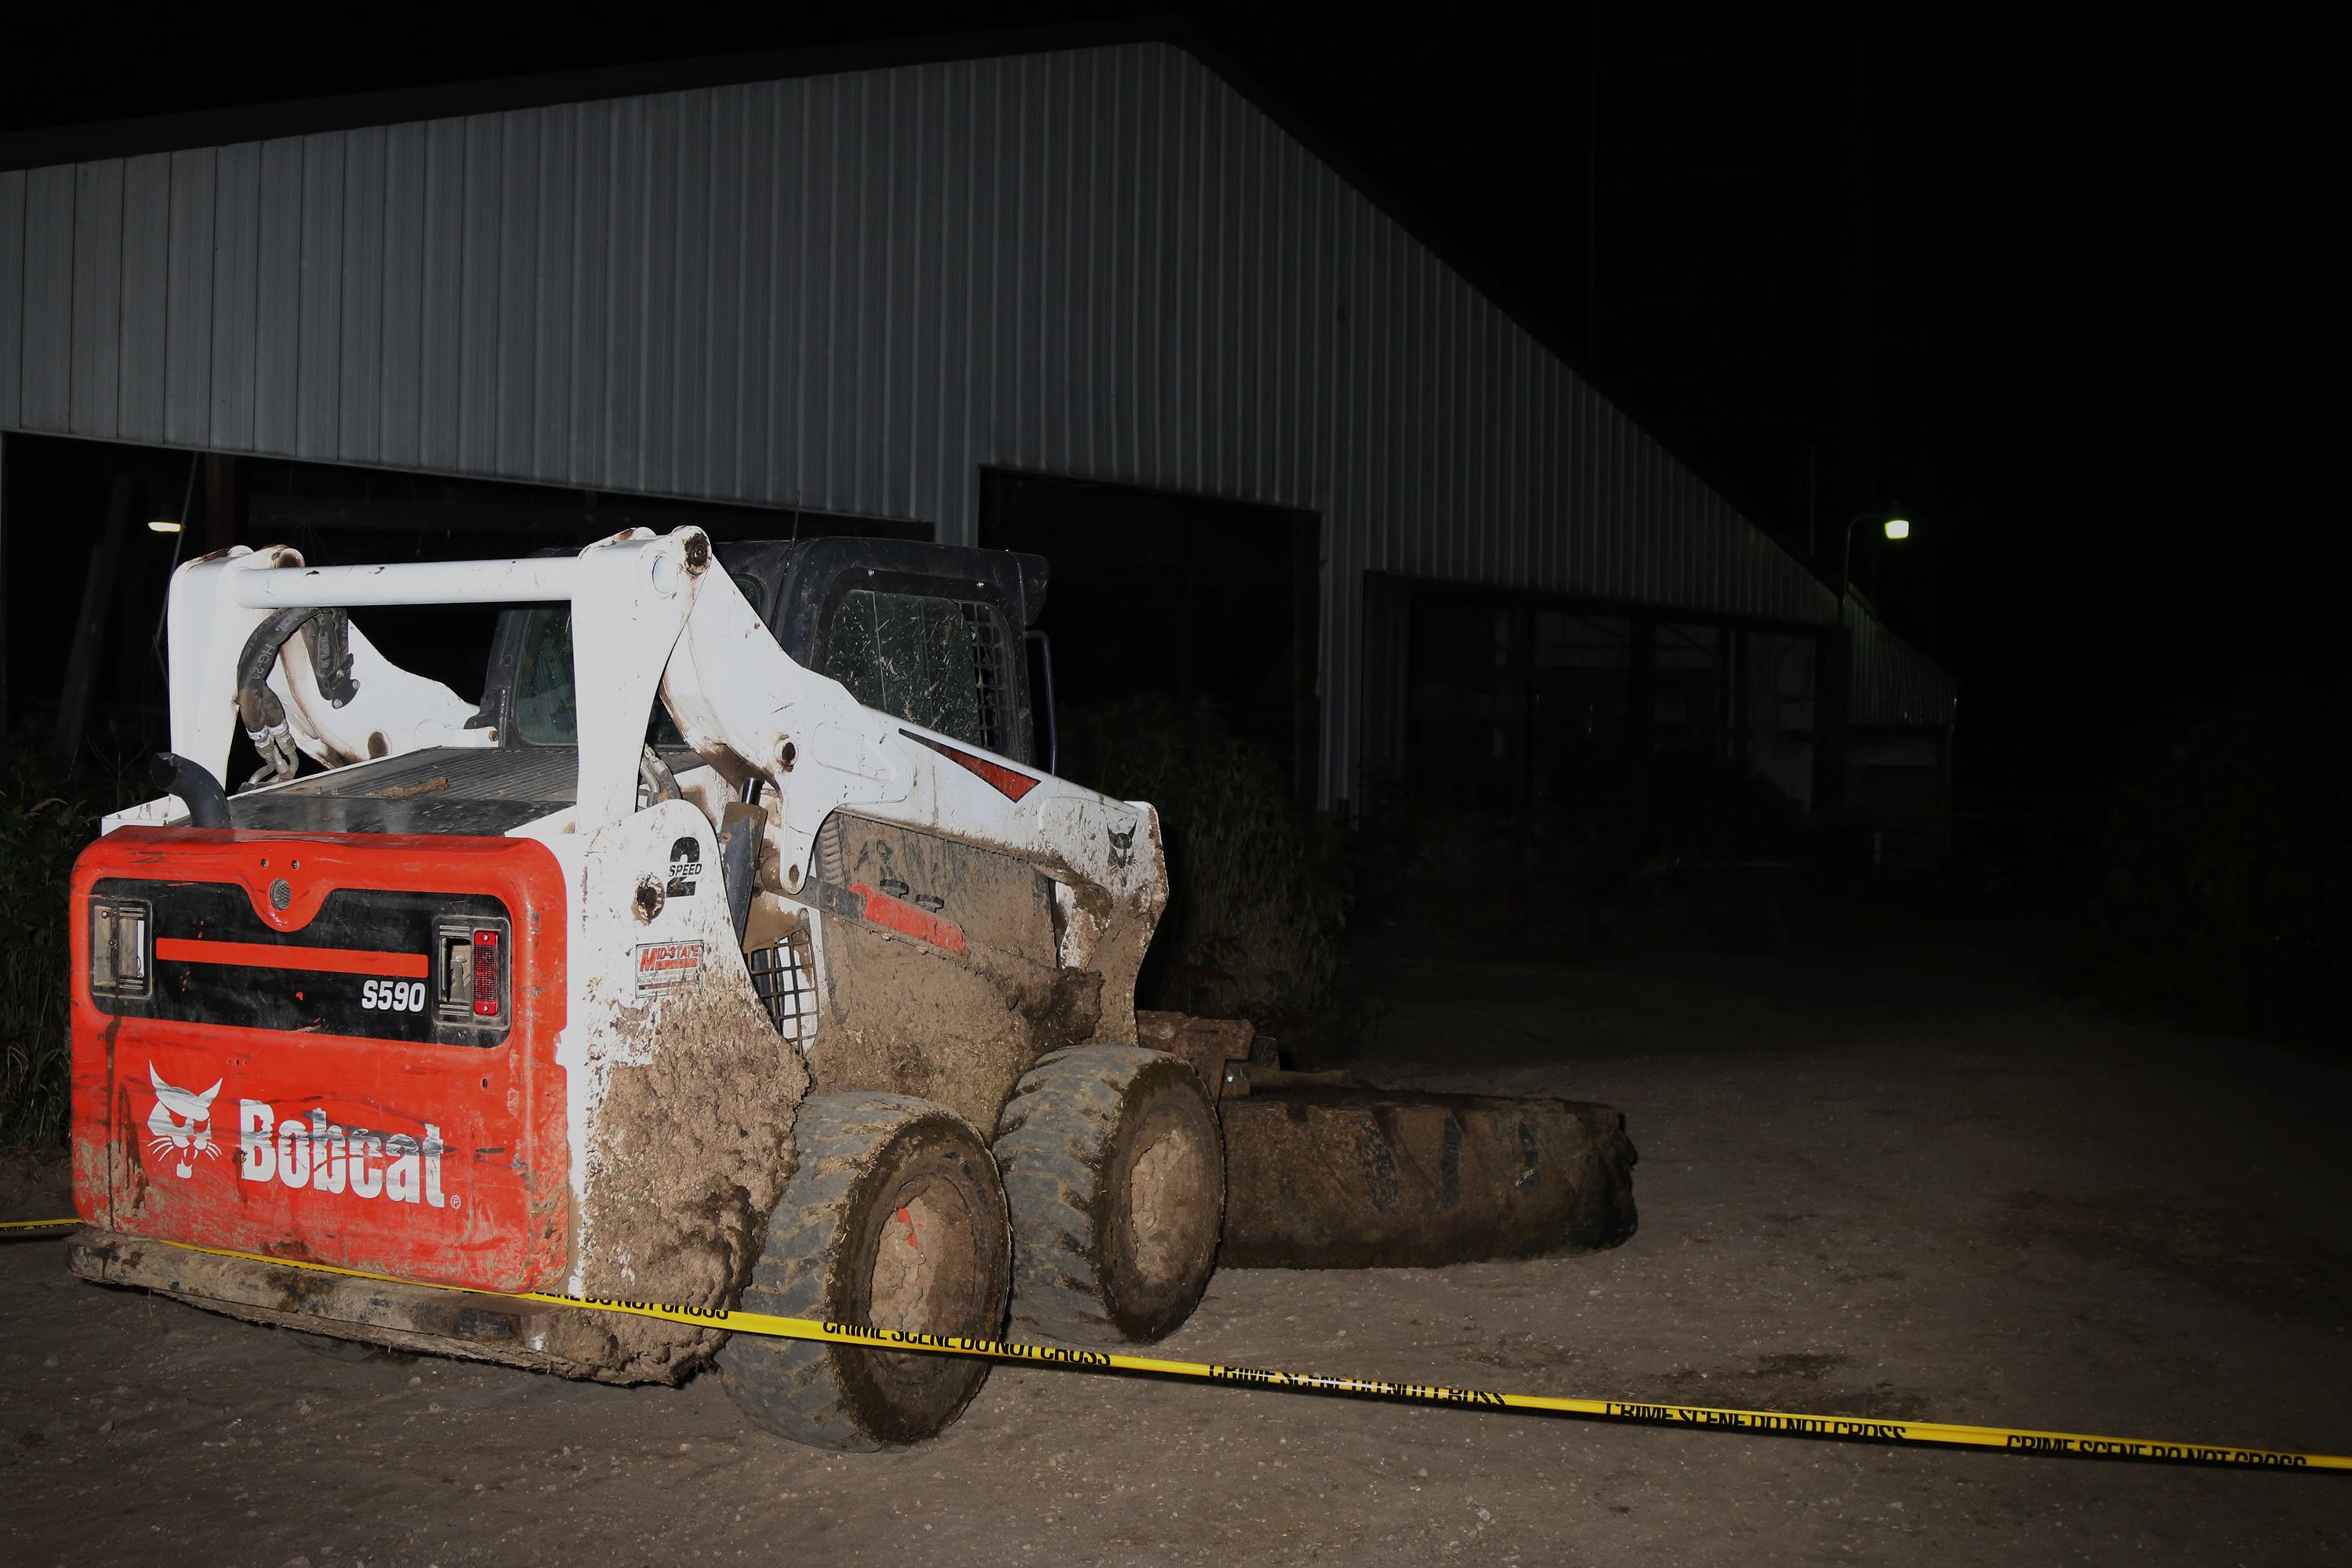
[976,470,1321,805]
[1,434,924,761]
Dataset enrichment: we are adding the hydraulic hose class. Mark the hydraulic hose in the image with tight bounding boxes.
[234,608,355,788]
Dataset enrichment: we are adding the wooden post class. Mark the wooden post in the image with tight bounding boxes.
[203,452,238,551]
[56,473,137,761]
[0,433,10,766]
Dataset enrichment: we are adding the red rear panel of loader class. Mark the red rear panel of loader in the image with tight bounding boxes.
[68,827,569,1294]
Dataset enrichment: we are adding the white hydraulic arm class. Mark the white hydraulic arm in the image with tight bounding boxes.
[132,528,1165,952]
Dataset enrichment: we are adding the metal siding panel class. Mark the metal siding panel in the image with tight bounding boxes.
[1073,53,1101,481]
[1046,52,1073,477]
[942,65,979,540]
[531,107,575,484]
[495,111,540,479]
[455,115,502,476]
[1192,62,1215,491]
[807,74,844,504]
[1245,88,1269,498]
[69,160,123,437]
[336,130,386,460]
[336,128,386,463]
[856,71,887,510]
[1218,75,1244,496]
[1472,295,1489,579]
[162,151,215,448]
[880,71,915,517]
[1019,52,1041,473]
[416,117,467,471]
[763,83,804,503]
[1305,136,1328,503]
[1166,59,1192,477]
[662,92,710,499]
[1033,54,1061,474]
[296,135,344,459]
[732,87,773,502]
[783,80,818,502]
[252,138,303,455]
[1283,131,1305,500]
[118,158,172,441]
[20,165,75,431]
[377,122,426,466]
[1414,245,1433,575]
[567,102,612,487]
[207,143,260,450]
[1544,355,1563,588]
[908,67,946,528]
[850,69,884,507]
[0,171,24,430]
[1121,49,1144,483]
[601,96,647,492]
[704,87,747,499]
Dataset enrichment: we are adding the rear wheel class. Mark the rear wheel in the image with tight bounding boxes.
[719,1094,1011,1450]
[993,1047,1225,1345]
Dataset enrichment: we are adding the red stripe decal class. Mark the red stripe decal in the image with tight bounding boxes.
[155,938,430,978]
[899,731,1041,802]
[847,883,969,954]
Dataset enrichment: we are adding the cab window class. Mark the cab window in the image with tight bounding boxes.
[509,572,768,746]
[822,590,1010,753]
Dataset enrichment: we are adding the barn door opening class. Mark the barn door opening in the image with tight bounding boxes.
[978,471,1321,806]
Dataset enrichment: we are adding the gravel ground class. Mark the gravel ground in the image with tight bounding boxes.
[5,913,2347,1565]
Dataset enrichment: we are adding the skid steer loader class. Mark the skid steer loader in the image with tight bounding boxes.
[65,524,1635,1451]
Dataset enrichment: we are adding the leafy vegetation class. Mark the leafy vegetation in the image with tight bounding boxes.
[2090,678,2352,1046]
[1058,699,1348,1045]
[1526,741,1814,895]
[1,750,103,1149]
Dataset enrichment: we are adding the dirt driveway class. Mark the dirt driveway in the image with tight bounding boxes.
[6,915,2347,1566]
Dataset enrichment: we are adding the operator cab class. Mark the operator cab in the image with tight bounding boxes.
[479,537,1051,768]
[218,537,1053,835]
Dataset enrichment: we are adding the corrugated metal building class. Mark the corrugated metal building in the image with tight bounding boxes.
[0,38,1953,814]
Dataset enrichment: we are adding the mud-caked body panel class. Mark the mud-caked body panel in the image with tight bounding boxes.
[800,812,1100,1131]
[533,798,811,1381]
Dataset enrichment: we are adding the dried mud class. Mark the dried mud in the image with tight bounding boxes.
[808,919,1097,1135]
[570,975,809,1382]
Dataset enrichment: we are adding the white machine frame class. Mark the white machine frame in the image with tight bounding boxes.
[117,525,1161,919]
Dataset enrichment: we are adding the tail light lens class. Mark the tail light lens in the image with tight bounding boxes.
[471,928,503,1018]
[436,918,509,1025]
[89,899,152,998]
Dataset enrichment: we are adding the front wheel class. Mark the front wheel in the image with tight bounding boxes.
[993,1047,1225,1345]
[719,1094,1011,1450]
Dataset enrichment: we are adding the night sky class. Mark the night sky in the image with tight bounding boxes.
[4,6,2332,854]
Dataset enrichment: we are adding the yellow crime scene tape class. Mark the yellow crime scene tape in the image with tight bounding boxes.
[5,1217,2345,1472]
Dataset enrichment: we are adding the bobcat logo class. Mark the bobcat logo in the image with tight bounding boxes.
[1106,823,1137,872]
[146,1064,222,1179]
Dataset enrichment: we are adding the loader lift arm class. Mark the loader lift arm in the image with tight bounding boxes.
[122,524,1167,1040]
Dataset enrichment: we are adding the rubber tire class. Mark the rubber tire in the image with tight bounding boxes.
[993,1047,1226,1345]
[719,1094,1011,1451]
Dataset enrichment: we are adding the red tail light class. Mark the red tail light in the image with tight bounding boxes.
[471,928,503,1018]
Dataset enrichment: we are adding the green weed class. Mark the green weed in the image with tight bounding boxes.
[1058,699,1348,1047]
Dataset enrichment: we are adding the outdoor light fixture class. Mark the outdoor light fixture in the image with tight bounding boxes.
[147,518,182,534]
[1838,512,1913,626]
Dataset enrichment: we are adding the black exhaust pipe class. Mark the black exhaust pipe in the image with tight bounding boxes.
[150,753,232,829]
